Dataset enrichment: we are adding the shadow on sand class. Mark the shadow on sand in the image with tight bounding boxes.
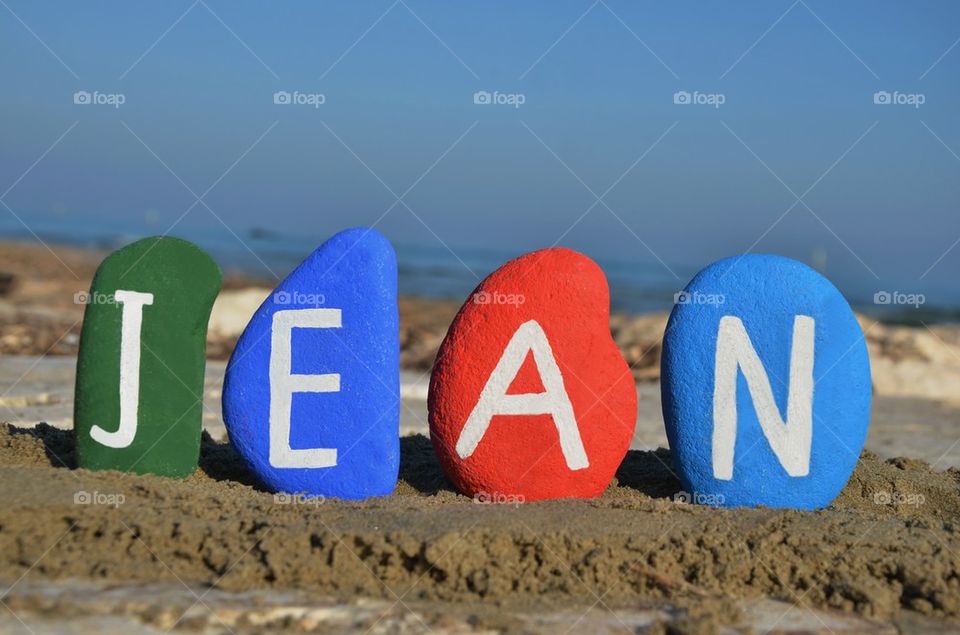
[8,424,682,500]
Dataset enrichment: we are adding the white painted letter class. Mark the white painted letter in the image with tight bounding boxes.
[269,308,340,468]
[456,320,589,470]
[90,289,154,449]
[712,315,814,480]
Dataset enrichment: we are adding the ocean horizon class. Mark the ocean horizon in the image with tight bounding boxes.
[2,217,956,325]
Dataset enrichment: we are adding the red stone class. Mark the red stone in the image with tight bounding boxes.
[428,248,637,501]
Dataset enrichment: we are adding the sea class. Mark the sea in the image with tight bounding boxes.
[2,219,957,325]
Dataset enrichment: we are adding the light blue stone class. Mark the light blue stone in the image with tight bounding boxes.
[222,227,399,499]
[660,254,871,510]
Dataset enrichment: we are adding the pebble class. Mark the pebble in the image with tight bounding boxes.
[660,254,871,509]
[429,248,637,501]
[74,237,221,477]
[222,228,399,499]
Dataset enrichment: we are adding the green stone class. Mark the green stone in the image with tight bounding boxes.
[74,237,222,477]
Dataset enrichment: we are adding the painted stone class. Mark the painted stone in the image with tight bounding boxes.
[429,248,637,502]
[75,236,222,477]
[661,254,871,510]
[222,227,399,499]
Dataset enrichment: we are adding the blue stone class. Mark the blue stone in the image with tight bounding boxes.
[660,254,871,510]
[223,227,399,499]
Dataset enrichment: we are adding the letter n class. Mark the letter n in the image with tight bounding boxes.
[712,315,814,480]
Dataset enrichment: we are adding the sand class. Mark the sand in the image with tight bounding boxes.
[1,423,959,633]
[2,239,960,632]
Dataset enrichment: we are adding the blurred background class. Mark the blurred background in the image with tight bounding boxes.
[1,0,958,317]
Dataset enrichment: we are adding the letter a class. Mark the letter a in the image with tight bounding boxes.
[269,308,340,468]
[712,315,814,480]
[90,290,154,449]
[455,320,589,470]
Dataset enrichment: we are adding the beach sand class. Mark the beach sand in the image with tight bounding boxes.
[1,420,959,633]
[1,240,959,633]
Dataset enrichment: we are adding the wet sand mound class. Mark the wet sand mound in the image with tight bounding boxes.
[1,423,959,625]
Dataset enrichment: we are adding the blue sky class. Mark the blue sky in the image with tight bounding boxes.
[1,1,959,304]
